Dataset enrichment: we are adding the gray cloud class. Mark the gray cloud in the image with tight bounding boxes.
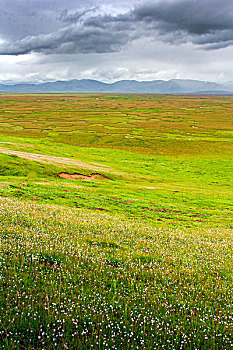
[1,40,232,84]
[1,0,233,56]
[132,0,233,34]
[59,8,98,23]
[0,23,135,55]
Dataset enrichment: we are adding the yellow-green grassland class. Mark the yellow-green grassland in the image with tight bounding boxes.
[0,94,233,349]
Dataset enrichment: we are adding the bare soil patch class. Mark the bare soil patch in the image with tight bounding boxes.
[58,172,112,181]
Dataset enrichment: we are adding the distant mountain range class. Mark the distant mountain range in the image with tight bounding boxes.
[0,79,233,94]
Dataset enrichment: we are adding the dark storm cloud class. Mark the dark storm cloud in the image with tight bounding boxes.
[0,24,135,55]
[0,0,233,55]
[130,0,233,48]
[132,0,233,34]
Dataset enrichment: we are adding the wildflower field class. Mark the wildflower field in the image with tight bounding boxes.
[0,94,233,349]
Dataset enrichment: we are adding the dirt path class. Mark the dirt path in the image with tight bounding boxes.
[0,147,112,173]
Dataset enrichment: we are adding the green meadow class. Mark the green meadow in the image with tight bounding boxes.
[0,94,233,349]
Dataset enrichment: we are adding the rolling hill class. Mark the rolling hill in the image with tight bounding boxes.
[0,79,232,94]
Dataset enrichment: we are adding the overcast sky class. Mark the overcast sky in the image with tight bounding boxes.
[0,0,232,83]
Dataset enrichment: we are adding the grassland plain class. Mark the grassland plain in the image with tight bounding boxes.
[0,93,232,349]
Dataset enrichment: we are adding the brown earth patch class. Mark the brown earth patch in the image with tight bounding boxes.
[58,172,112,181]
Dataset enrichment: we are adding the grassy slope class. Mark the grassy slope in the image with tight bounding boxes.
[0,94,233,349]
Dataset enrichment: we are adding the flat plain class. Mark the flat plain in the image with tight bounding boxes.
[0,93,233,349]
